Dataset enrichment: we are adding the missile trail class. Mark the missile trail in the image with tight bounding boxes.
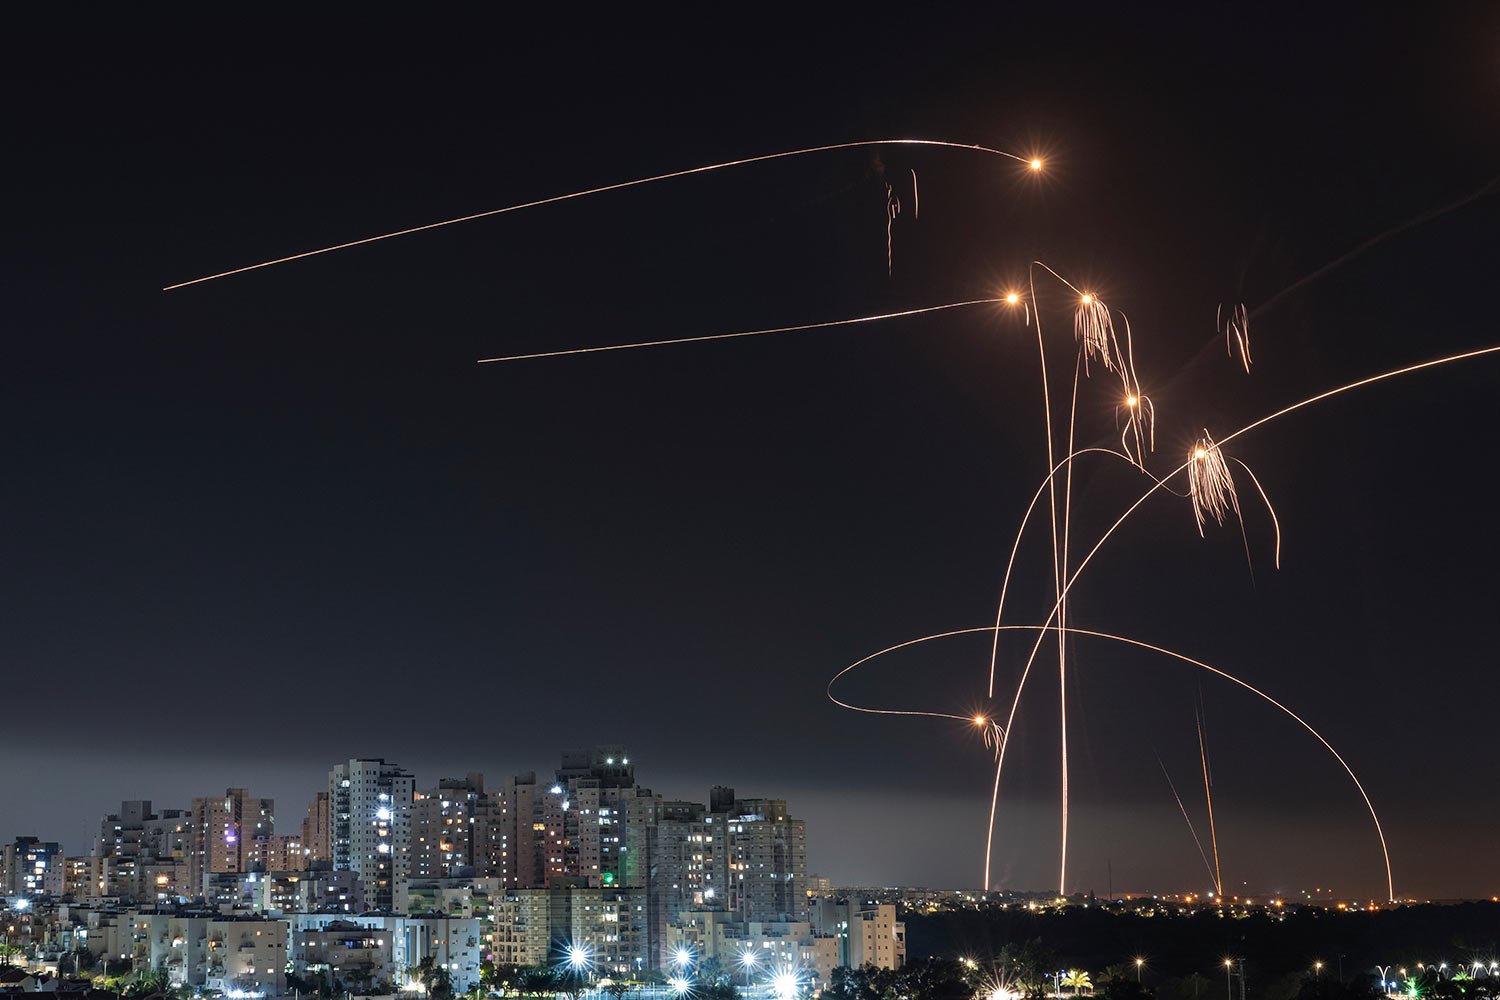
[163,139,1030,291]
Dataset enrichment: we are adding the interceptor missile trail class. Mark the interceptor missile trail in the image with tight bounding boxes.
[163,139,1034,291]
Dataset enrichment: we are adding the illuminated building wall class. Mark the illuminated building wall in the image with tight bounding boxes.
[189,788,275,895]
[328,758,415,912]
[808,899,906,971]
[411,773,512,883]
[2,836,61,897]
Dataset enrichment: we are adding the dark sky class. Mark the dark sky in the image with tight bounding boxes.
[5,8,1500,899]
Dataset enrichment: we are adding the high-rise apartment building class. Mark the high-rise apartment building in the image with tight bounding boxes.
[188,788,275,892]
[2,837,61,896]
[410,773,511,882]
[329,758,415,911]
[722,794,807,922]
[94,801,193,901]
[503,747,659,892]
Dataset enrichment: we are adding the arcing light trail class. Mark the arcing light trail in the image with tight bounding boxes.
[474,299,1002,364]
[983,341,1500,901]
[161,139,1034,291]
[827,623,1395,901]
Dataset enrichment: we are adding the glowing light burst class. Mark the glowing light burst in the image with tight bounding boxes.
[1073,292,1121,373]
[771,965,805,1000]
[668,976,692,997]
[1187,431,1241,534]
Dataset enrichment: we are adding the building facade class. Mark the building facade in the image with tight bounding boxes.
[329,758,415,911]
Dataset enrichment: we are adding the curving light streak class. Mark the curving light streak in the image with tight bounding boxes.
[1230,458,1282,569]
[162,138,1030,290]
[987,342,1500,900]
[984,445,1188,698]
[829,623,1395,900]
[475,299,1002,364]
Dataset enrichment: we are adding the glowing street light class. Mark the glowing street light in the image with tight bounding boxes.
[772,966,803,1000]
[738,946,760,987]
[1004,292,1021,306]
[667,976,691,997]
[673,947,694,970]
[1029,158,1044,171]
[565,943,592,974]
[1135,958,1146,984]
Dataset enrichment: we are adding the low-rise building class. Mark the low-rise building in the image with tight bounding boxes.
[124,911,286,995]
[667,909,838,989]
[809,899,906,971]
[289,918,394,993]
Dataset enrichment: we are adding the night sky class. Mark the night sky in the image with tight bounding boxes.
[5,8,1499,899]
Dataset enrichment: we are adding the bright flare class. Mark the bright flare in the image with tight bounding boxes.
[772,968,803,1000]
[1030,158,1044,170]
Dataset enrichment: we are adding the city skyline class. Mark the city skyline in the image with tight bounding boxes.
[6,6,1500,904]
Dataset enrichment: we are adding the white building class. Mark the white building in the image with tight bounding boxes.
[124,911,286,995]
[290,912,482,993]
[329,758,415,911]
[289,918,394,993]
[667,909,839,990]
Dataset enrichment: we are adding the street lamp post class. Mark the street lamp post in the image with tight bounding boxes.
[1136,959,1146,986]
[1225,959,1234,1000]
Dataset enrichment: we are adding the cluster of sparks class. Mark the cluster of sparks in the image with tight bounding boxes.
[163,136,1500,906]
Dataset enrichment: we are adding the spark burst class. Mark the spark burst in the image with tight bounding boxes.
[1073,292,1121,373]
[1187,431,1241,534]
